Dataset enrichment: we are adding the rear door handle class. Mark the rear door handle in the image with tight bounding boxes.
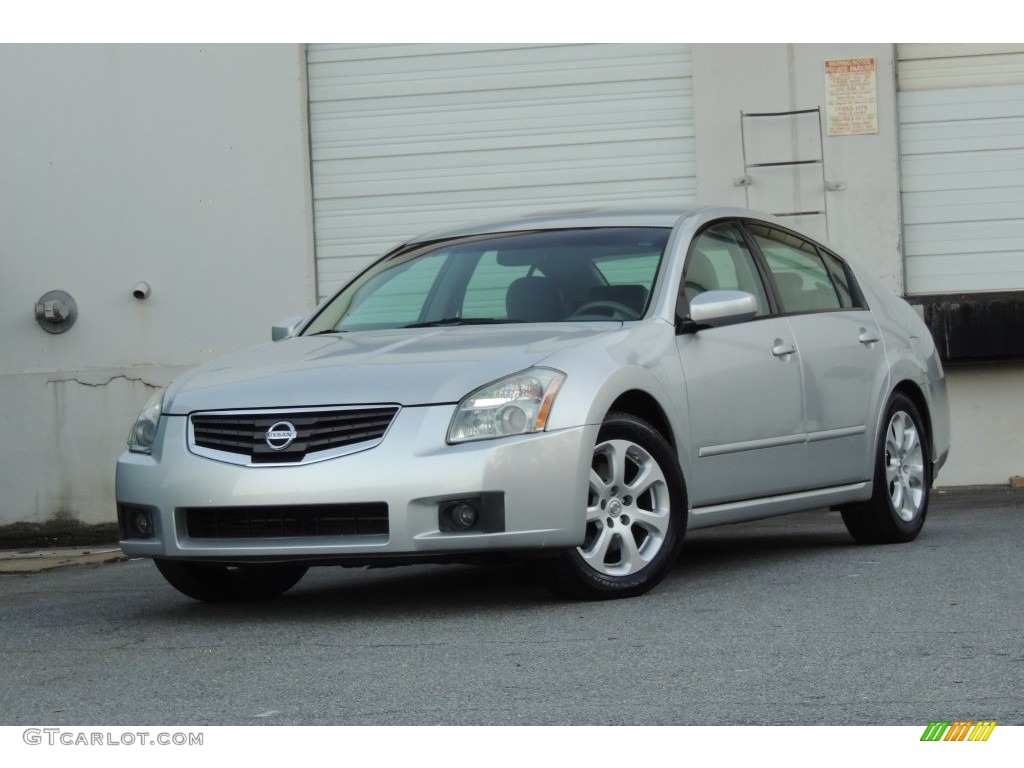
[858,328,880,345]
[771,340,797,358]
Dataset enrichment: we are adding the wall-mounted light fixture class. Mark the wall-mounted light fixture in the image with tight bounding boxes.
[35,290,78,334]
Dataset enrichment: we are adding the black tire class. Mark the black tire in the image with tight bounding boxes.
[841,393,931,544]
[540,412,687,600]
[154,559,308,602]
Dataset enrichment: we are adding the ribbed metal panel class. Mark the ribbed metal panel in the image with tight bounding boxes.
[897,44,1024,90]
[307,44,695,299]
[898,83,1024,294]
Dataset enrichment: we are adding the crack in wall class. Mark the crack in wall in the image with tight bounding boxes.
[46,374,162,389]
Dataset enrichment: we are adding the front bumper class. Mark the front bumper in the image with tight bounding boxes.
[116,405,595,563]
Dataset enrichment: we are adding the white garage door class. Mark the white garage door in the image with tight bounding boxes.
[898,44,1024,294]
[307,44,695,298]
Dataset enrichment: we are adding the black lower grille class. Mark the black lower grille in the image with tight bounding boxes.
[190,407,398,463]
[183,504,389,539]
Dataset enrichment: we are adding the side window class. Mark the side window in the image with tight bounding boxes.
[679,223,770,317]
[819,248,862,309]
[749,225,842,313]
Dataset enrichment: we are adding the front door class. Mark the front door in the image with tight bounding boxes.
[676,222,806,507]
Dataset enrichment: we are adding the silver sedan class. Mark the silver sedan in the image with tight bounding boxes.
[116,207,950,601]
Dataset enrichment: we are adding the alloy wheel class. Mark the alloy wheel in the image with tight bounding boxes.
[580,438,671,576]
[884,410,926,522]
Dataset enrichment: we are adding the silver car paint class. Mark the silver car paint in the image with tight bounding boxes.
[854,266,950,470]
[117,206,950,561]
[787,310,888,486]
[677,314,807,505]
[162,324,625,414]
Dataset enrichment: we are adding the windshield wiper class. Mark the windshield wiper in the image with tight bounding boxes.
[403,317,516,328]
[307,329,347,336]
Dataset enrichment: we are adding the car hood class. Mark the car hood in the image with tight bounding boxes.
[163,324,617,413]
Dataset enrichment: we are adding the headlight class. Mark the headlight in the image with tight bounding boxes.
[127,389,164,454]
[448,368,565,444]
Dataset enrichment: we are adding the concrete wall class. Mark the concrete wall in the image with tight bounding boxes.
[939,364,1024,487]
[0,44,316,525]
[691,43,904,290]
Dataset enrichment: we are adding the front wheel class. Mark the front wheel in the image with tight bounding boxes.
[154,559,308,602]
[841,393,931,544]
[540,412,687,599]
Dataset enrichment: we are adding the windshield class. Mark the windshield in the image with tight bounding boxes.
[303,227,671,334]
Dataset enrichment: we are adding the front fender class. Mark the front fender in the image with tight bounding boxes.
[543,321,691,474]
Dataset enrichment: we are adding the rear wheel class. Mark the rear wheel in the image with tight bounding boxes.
[154,559,308,602]
[842,393,930,544]
[541,412,687,599]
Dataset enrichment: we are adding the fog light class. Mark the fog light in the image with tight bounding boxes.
[441,501,479,532]
[450,503,478,529]
[133,510,153,537]
[117,504,157,540]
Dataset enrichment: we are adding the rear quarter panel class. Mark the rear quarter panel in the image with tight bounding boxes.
[857,269,951,474]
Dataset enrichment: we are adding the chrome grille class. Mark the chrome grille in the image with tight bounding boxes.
[190,406,398,464]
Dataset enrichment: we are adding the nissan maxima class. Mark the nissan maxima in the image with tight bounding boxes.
[116,207,950,601]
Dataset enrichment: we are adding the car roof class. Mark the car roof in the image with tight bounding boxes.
[410,205,777,242]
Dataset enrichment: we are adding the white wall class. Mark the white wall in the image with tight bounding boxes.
[938,364,1024,487]
[0,44,316,525]
[691,44,904,291]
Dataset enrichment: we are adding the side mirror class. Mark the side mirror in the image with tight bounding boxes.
[686,290,758,329]
[271,315,306,341]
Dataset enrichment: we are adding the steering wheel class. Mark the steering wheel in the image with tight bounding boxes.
[570,300,638,320]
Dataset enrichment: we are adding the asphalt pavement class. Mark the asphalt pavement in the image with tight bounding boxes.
[0,486,1021,725]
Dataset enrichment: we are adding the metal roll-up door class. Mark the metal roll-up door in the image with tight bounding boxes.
[307,43,695,298]
[897,44,1024,294]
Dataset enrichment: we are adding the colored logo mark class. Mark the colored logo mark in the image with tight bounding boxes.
[920,720,997,742]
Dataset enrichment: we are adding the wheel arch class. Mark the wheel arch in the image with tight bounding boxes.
[606,389,677,453]
[841,380,933,543]
[889,379,937,475]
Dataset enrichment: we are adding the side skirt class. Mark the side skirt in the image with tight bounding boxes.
[687,482,871,530]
